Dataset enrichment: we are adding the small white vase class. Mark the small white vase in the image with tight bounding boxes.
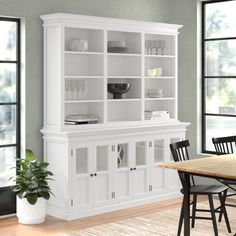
[17,196,47,224]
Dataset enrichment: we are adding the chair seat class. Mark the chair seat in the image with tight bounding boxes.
[181,185,228,195]
[222,180,236,186]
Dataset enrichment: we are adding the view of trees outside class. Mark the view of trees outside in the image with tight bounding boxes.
[204,0,236,151]
[0,20,17,187]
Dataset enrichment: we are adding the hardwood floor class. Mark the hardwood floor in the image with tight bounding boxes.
[0,197,184,236]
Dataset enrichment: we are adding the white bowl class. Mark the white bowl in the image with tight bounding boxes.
[68,38,88,52]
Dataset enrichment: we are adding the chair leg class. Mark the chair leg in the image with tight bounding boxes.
[208,195,218,236]
[219,190,227,222]
[191,194,197,228]
[218,191,231,233]
[177,198,184,236]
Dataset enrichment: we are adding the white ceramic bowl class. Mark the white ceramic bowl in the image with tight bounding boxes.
[68,38,88,52]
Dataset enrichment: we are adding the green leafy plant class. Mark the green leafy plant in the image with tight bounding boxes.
[10,149,54,205]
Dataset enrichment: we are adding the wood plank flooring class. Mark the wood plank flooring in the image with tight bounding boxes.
[0,197,184,236]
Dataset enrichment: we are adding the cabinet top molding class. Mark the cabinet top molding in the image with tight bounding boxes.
[40,13,182,34]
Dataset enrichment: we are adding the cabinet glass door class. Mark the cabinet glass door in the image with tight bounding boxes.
[133,141,148,195]
[152,139,165,191]
[114,143,130,199]
[93,145,110,204]
[73,147,92,208]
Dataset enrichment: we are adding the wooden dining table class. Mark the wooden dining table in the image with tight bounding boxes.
[159,154,236,236]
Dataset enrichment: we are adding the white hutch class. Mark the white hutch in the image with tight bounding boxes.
[40,13,189,220]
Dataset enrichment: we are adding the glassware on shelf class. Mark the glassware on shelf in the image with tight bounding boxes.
[154,40,160,55]
[65,80,70,100]
[65,80,86,100]
[81,80,85,99]
[150,40,156,55]
[70,80,76,100]
[145,40,152,55]
[159,40,166,55]
[75,80,81,100]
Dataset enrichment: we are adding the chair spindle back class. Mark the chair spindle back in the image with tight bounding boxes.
[169,140,195,187]
[212,135,236,155]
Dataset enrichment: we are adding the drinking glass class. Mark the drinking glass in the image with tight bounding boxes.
[160,40,166,55]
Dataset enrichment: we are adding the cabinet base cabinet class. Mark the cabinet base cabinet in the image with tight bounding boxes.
[42,122,189,220]
[47,190,181,221]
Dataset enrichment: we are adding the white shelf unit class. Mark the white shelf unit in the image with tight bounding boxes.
[41,13,189,221]
[41,13,182,130]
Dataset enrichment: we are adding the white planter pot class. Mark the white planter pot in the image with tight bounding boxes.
[17,196,47,224]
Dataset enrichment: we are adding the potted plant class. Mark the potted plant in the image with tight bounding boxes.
[10,149,54,224]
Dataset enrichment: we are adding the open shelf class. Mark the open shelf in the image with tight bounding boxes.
[145,100,175,120]
[65,53,104,77]
[108,55,141,77]
[145,57,175,77]
[65,102,104,124]
[65,77,104,101]
[107,77,141,100]
[108,100,141,122]
[145,78,175,99]
[145,34,175,56]
[107,31,141,54]
[65,27,104,53]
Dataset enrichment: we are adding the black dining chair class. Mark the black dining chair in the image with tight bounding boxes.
[170,140,231,236]
[212,135,236,215]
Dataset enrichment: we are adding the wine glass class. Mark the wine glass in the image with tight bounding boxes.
[75,80,81,100]
[70,80,76,100]
[81,80,85,99]
[150,40,156,55]
[160,40,166,55]
[154,40,160,55]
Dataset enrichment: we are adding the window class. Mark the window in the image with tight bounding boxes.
[202,0,236,153]
[0,17,20,214]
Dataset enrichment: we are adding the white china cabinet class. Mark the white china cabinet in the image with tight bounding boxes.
[41,13,189,220]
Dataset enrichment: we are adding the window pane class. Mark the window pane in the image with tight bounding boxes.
[205,78,236,114]
[0,21,17,61]
[206,40,236,76]
[0,64,16,102]
[0,105,16,145]
[206,1,236,38]
[206,116,236,151]
[0,147,16,187]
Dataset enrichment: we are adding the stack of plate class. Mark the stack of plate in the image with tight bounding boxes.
[107,40,130,53]
[145,111,169,120]
[65,114,98,125]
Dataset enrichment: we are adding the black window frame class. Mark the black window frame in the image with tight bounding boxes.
[202,0,236,154]
[0,17,21,215]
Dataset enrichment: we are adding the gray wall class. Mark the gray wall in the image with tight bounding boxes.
[170,0,199,157]
[0,0,198,160]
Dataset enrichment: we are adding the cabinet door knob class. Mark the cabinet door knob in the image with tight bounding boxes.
[94,173,97,176]
[134,167,136,170]
[130,168,133,171]
[90,174,94,177]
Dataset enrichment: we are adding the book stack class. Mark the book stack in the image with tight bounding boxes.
[145,110,170,120]
[65,114,98,125]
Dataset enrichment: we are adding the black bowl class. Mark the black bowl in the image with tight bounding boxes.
[108,83,130,99]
